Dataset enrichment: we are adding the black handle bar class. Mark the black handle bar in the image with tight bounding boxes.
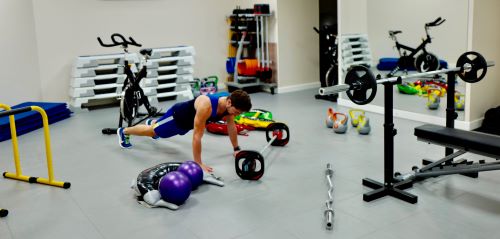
[426,17,446,27]
[97,33,142,48]
[313,27,320,34]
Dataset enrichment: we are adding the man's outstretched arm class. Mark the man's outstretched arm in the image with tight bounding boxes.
[193,96,212,172]
[226,115,240,156]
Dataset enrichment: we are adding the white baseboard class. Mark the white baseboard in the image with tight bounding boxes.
[466,118,484,130]
[337,98,483,130]
[277,82,320,94]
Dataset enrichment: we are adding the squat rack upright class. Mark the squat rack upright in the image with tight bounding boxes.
[319,52,495,203]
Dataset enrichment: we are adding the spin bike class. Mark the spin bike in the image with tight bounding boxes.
[99,33,161,135]
[314,25,338,101]
[387,17,446,77]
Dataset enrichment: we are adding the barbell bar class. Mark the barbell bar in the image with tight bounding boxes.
[319,51,495,105]
[235,122,290,180]
[324,163,334,230]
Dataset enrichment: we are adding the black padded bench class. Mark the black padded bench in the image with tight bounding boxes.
[415,124,500,159]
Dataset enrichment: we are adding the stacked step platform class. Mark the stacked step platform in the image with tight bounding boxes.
[340,34,372,73]
[141,46,196,102]
[69,46,195,110]
[69,53,139,109]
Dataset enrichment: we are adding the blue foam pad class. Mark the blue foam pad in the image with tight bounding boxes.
[0,102,72,142]
[376,57,448,71]
[0,102,69,126]
[0,112,71,142]
[0,108,71,129]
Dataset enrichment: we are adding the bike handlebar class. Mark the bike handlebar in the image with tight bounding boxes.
[97,33,142,48]
[425,17,446,27]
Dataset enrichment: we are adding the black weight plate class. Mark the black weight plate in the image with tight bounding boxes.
[344,65,377,105]
[456,51,487,83]
[235,150,264,180]
[266,123,290,146]
[414,52,440,72]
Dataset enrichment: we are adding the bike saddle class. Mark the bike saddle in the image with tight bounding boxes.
[140,48,152,57]
[389,30,402,36]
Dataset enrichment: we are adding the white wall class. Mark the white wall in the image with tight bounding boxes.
[3,0,317,104]
[367,0,469,65]
[469,0,500,121]
[31,0,237,102]
[0,0,41,106]
[276,0,319,89]
[339,0,367,35]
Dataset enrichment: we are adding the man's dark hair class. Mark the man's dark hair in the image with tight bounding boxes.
[229,90,252,112]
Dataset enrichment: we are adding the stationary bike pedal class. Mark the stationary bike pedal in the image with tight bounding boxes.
[149,107,163,117]
[148,106,158,115]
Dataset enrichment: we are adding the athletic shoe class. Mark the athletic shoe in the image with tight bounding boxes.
[145,119,160,140]
[117,128,132,148]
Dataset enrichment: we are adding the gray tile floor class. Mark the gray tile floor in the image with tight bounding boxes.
[1,89,499,239]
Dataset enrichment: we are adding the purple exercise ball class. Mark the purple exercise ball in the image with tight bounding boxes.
[158,171,192,205]
[177,161,204,189]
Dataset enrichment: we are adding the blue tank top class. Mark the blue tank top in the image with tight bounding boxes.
[172,94,227,130]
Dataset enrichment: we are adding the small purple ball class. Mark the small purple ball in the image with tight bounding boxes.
[158,171,192,205]
[177,161,204,189]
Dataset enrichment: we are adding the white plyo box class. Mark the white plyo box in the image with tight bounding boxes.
[149,46,196,59]
[145,56,195,68]
[72,64,124,78]
[146,66,194,78]
[141,74,194,87]
[69,92,120,109]
[71,74,126,88]
[342,48,371,58]
[69,83,122,98]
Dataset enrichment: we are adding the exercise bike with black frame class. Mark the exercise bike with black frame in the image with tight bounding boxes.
[314,25,338,102]
[99,33,162,135]
[387,17,446,77]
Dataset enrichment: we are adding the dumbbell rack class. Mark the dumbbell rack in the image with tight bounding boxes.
[69,46,195,110]
[225,6,276,94]
[340,34,372,73]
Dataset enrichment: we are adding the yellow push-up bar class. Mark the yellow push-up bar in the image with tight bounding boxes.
[0,104,70,189]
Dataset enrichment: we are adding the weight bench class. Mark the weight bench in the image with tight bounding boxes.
[415,124,500,159]
[395,124,500,182]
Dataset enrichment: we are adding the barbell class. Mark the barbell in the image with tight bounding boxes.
[319,51,494,105]
[235,122,290,180]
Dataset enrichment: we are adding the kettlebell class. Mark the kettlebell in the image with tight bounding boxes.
[356,114,371,135]
[349,109,371,135]
[455,92,465,111]
[426,88,441,110]
[349,109,365,127]
[332,112,348,134]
